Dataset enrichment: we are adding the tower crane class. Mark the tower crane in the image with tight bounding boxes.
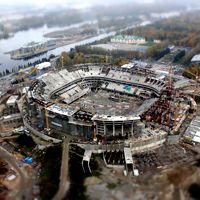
[173,92,181,131]
[29,67,38,76]
[168,65,179,130]
[44,97,64,132]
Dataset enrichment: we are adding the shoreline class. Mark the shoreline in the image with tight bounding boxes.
[4,34,99,60]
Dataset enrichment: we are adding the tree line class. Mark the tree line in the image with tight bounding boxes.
[56,47,136,68]
[124,10,200,64]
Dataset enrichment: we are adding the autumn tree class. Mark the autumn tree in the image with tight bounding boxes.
[115,58,129,66]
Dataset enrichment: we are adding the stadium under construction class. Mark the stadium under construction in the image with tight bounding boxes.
[24,64,194,141]
[19,62,199,174]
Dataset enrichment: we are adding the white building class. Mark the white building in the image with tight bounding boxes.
[111,35,146,45]
[35,62,51,70]
[6,95,18,107]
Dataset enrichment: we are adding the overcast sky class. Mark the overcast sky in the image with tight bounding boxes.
[0,0,196,12]
[0,0,154,9]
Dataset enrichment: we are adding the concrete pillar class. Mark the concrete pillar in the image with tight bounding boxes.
[113,122,115,136]
[95,121,98,135]
[104,122,106,135]
[38,105,42,118]
[121,123,124,136]
[131,122,134,136]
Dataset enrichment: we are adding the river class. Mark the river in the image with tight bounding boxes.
[0,21,115,73]
[1,6,191,74]
[0,12,178,74]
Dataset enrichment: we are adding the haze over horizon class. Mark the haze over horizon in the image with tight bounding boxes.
[0,0,198,10]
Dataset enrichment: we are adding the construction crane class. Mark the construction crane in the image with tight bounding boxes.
[173,92,181,130]
[167,65,174,98]
[43,102,53,132]
[30,67,38,76]
[163,65,173,130]
[168,65,178,130]
[44,97,64,131]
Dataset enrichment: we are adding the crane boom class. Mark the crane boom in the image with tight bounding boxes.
[44,97,64,130]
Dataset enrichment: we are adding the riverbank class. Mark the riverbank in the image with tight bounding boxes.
[0,25,115,73]
[43,23,98,39]
[4,34,98,61]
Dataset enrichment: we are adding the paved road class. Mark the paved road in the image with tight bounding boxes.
[52,137,70,200]
[0,146,32,200]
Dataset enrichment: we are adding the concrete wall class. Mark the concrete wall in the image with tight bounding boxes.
[49,116,93,138]
[23,119,61,143]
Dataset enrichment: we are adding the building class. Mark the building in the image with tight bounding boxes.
[23,63,194,155]
[111,35,146,45]
[6,95,18,108]
[35,62,51,70]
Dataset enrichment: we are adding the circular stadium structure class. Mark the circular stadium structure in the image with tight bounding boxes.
[26,63,195,153]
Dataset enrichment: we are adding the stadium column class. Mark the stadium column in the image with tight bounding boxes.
[131,122,134,136]
[38,105,42,119]
[104,122,106,135]
[121,123,124,136]
[95,121,98,135]
[113,121,115,136]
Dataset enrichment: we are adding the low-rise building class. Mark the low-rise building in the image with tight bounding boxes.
[6,95,18,108]
[111,35,146,45]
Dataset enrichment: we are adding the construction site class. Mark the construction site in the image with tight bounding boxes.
[13,61,197,175]
[0,60,200,199]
